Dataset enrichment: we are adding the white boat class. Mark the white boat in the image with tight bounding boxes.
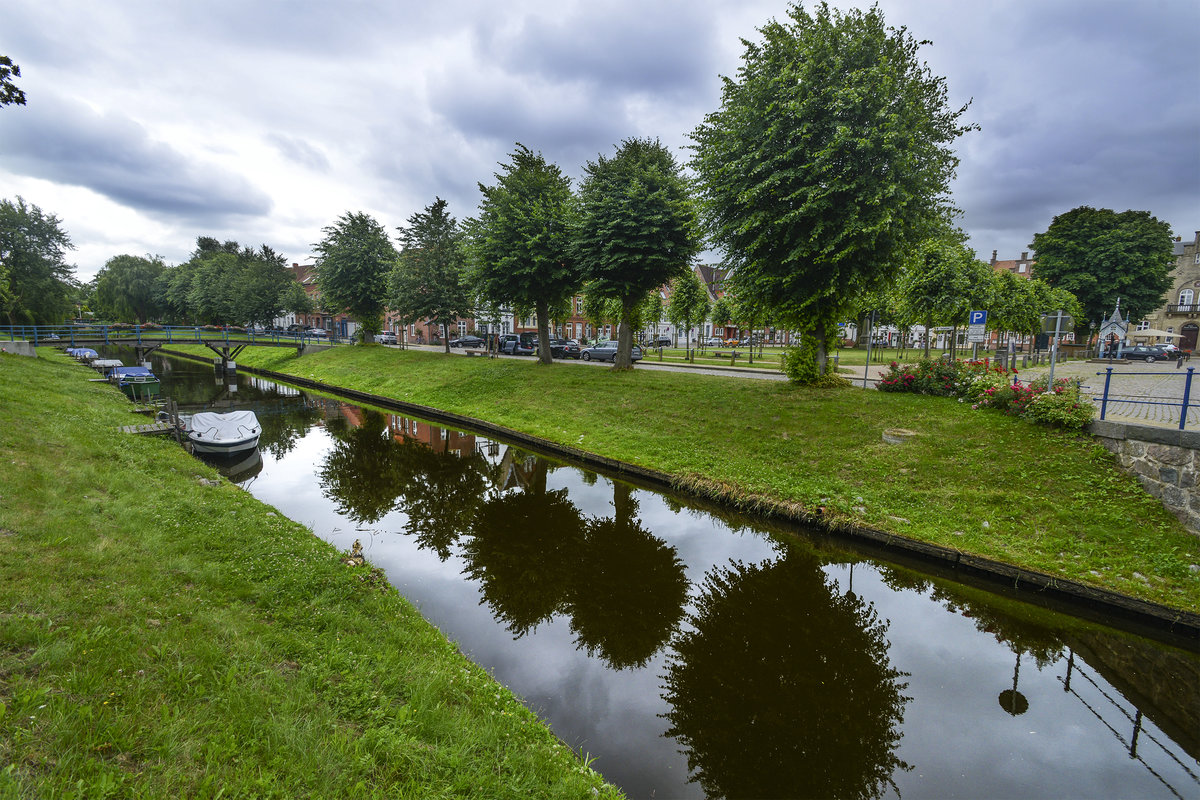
[186,410,261,456]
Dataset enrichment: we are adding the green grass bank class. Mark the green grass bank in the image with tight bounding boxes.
[182,342,1200,614]
[0,351,620,798]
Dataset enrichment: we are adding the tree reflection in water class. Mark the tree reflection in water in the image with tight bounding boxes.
[569,482,689,670]
[662,550,910,800]
[317,411,691,668]
[463,478,586,638]
[318,410,403,524]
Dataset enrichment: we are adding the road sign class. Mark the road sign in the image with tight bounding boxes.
[969,310,988,326]
[967,324,986,343]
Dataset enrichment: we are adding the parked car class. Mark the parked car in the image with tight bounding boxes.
[499,333,536,355]
[558,338,582,359]
[541,337,580,358]
[702,337,723,347]
[377,331,397,345]
[1124,344,1170,362]
[450,334,485,348]
[651,335,672,348]
[306,327,328,337]
[581,340,643,362]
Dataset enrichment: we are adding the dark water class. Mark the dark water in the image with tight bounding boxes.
[134,349,1199,799]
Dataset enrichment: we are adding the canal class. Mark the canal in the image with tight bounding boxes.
[137,348,1198,799]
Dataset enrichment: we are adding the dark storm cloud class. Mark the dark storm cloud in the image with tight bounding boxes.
[474,2,719,97]
[0,93,272,222]
[948,0,1200,258]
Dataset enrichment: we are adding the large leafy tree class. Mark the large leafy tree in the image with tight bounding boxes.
[893,235,989,358]
[313,211,396,340]
[574,137,699,369]
[0,196,76,325]
[1030,206,1174,333]
[158,238,295,326]
[92,254,167,323]
[391,198,473,353]
[0,56,26,108]
[667,269,710,358]
[469,144,580,364]
[690,1,974,376]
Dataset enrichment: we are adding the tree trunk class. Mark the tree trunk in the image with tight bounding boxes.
[815,318,828,376]
[443,322,451,353]
[923,316,932,359]
[535,301,552,364]
[614,306,636,370]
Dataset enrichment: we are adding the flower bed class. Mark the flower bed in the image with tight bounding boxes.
[878,358,1094,430]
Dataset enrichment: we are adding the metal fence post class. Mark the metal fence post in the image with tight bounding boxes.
[1100,367,1113,420]
[1180,367,1194,430]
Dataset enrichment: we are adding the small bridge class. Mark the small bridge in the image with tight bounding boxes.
[3,324,342,365]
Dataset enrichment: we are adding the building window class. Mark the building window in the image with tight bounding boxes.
[1137,319,1150,331]
[1194,253,1200,264]
[1179,289,1194,307]
[1018,264,1027,273]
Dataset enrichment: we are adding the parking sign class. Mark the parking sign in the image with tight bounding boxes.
[969,310,987,326]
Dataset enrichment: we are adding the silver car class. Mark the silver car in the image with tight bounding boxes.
[581,340,643,362]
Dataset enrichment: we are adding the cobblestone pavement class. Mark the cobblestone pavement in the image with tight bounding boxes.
[1010,359,1200,430]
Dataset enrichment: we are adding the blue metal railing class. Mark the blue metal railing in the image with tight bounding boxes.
[1096,366,1196,430]
[1,324,346,348]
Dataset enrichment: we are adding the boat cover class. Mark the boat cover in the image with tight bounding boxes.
[72,348,99,359]
[110,366,157,379]
[188,410,261,444]
[93,359,124,369]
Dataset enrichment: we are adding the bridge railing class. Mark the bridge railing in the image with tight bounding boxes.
[1,324,346,347]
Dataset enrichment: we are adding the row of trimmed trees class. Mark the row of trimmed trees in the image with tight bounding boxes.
[315,138,698,369]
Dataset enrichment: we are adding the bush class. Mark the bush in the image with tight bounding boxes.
[876,357,1092,431]
[781,332,850,387]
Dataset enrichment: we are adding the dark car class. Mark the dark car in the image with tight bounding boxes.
[1124,345,1171,363]
[581,340,643,362]
[499,333,536,355]
[450,335,484,348]
[651,335,672,348]
[542,337,580,359]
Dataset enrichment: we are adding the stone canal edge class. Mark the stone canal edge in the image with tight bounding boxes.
[162,349,1200,647]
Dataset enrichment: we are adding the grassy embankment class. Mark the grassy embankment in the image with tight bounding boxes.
[182,342,1200,613]
[0,351,620,798]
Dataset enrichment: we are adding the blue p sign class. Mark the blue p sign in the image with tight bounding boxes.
[969,310,987,325]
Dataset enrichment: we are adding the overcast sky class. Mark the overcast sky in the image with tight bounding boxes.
[3,0,1197,283]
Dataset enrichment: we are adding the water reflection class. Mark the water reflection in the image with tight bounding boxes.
[134,349,1200,799]
[663,550,910,799]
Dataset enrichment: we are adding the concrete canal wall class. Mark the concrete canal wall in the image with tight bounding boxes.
[1089,420,1200,536]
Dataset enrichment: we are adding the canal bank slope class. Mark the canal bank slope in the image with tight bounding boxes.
[0,352,620,798]
[166,344,1200,633]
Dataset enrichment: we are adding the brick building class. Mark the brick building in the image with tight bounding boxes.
[1142,230,1200,352]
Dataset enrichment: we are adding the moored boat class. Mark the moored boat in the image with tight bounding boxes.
[186,410,261,456]
[108,365,161,401]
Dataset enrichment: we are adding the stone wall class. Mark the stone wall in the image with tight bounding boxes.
[1089,419,1199,535]
[0,341,37,357]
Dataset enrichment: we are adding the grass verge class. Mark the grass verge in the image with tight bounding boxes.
[0,351,620,798]
[177,342,1200,613]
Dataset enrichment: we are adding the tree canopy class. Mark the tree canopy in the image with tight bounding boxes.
[92,254,167,324]
[1030,206,1174,330]
[469,144,580,364]
[0,56,26,108]
[690,1,974,376]
[391,198,472,352]
[313,212,396,338]
[574,137,699,369]
[892,234,991,357]
[666,269,710,355]
[0,196,76,325]
[158,238,296,327]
